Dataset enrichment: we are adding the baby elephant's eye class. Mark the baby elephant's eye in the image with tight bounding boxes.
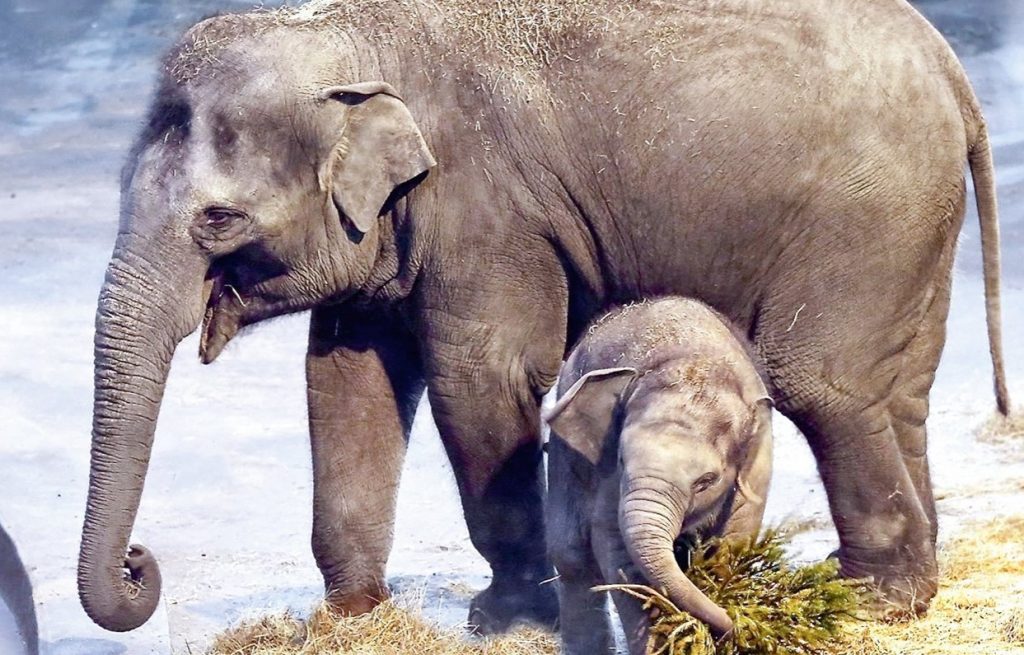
[692,472,720,494]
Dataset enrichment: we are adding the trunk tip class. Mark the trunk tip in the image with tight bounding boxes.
[78,543,162,632]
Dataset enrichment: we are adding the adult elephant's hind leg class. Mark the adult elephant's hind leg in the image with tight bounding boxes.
[306,305,424,614]
[888,244,957,545]
[791,405,937,616]
[760,292,941,616]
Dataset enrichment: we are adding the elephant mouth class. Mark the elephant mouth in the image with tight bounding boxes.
[673,506,725,568]
[198,248,322,364]
[199,268,245,364]
[678,494,729,540]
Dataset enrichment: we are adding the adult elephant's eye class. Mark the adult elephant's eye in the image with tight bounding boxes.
[204,206,245,228]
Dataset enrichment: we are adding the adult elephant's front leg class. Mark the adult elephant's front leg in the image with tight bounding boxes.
[423,283,567,633]
[306,305,424,614]
[429,361,561,633]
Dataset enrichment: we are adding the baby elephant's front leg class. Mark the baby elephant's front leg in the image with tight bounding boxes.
[592,484,652,655]
[547,442,614,654]
[558,571,614,655]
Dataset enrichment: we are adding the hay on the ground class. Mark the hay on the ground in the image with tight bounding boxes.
[977,408,1024,442]
[834,516,1024,655]
[207,596,557,655]
[209,516,1024,655]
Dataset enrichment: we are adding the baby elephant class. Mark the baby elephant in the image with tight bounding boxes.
[544,298,773,655]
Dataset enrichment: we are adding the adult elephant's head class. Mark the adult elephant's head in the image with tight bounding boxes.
[78,18,434,632]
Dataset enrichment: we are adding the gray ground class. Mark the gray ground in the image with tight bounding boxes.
[0,1,1021,654]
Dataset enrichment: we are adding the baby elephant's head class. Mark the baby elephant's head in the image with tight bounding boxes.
[545,364,772,638]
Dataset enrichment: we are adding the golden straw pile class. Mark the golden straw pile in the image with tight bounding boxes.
[208,516,1024,655]
[977,409,1024,442]
[207,597,558,655]
[833,516,1024,655]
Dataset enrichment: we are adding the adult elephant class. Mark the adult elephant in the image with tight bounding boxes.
[78,0,1010,635]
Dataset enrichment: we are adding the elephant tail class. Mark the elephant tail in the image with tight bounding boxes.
[967,126,1011,416]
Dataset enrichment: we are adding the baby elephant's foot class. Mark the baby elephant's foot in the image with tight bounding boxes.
[467,576,559,635]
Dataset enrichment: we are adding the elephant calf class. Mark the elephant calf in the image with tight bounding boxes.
[544,297,773,655]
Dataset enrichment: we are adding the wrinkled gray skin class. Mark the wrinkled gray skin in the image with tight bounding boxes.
[79,0,1010,635]
[545,298,772,654]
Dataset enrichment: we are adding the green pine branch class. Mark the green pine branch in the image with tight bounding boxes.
[598,531,867,655]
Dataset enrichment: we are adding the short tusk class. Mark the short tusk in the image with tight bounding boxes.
[736,476,764,506]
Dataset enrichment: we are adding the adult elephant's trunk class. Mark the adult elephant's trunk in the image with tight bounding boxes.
[78,231,207,632]
[619,476,734,638]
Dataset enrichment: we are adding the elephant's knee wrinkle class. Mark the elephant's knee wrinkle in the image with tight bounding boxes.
[897,443,929,460]
[842,502,933,556]
[525,361,560,399]
[888,396,930,431]
[506,367,548,412]
[495,348,562,408]
[859,515,909,552]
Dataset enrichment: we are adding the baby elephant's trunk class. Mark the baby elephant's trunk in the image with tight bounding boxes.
[619,477,734,638]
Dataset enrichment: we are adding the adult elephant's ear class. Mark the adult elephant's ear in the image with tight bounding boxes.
[319,81,436,233]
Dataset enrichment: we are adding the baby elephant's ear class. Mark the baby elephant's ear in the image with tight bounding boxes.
[543,367,638,465]
[319,82,436,234]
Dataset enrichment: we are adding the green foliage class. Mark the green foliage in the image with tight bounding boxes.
[600,531,865,655]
